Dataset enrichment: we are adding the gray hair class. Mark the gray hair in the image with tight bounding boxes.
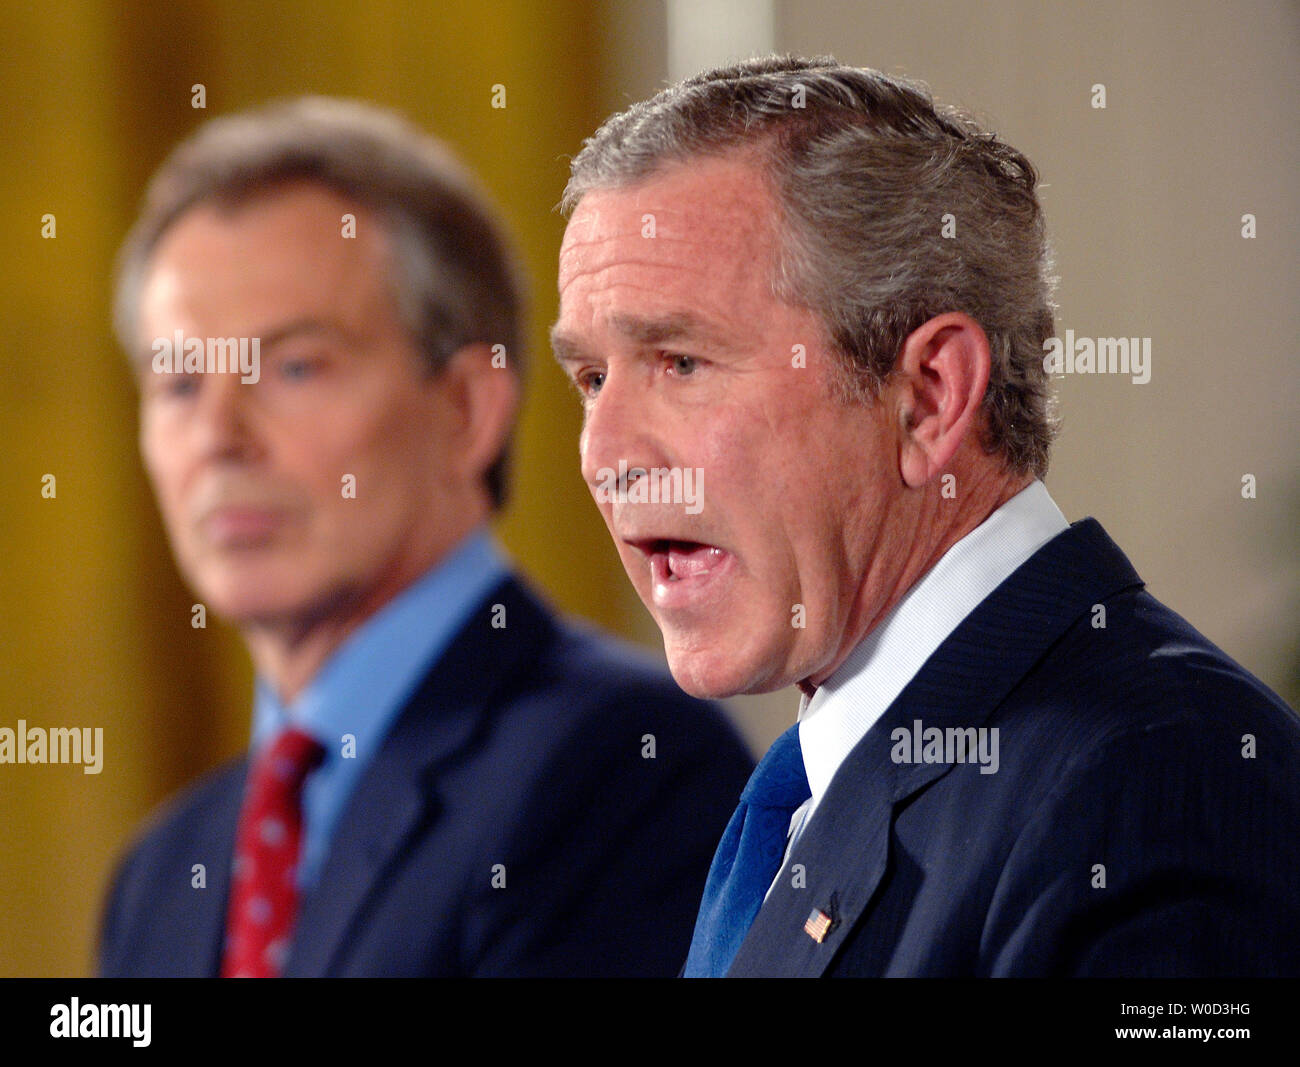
[563,55,1058,478]
[115,96,525,509]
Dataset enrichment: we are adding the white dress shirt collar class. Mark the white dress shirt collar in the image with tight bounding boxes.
[795,480,1069,825]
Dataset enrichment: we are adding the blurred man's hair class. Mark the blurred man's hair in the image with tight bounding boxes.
[116,96,525,509]
[563,54,1058,478]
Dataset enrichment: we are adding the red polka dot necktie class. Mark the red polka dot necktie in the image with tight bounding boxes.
[222,727,324,978]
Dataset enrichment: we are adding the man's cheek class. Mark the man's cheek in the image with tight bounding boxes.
[158,492,192,551]
[615,544,642,582]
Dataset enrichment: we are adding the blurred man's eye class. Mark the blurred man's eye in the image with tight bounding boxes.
[148,373,199,399]
[279,356,323,380]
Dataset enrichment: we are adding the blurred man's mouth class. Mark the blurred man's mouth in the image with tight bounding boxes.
[199,505,286,548]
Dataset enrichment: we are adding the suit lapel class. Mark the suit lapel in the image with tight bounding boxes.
[282,575,555,976]
[729,519,1143,976]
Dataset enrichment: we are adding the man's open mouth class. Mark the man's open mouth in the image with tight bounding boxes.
[626,538,730,586]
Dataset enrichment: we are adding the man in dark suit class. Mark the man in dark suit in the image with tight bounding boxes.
[99,97,752,977]
[551,55,1300,976]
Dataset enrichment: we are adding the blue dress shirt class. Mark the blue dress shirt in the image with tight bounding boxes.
[249,527,509,890]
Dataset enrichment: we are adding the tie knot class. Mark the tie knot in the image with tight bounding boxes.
[261,727,324,791]
[741,723,810,811]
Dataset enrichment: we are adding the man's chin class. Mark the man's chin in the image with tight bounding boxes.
[187,576,316,630]
[200,598,295,629]
[663,628,809,699]
[664,641,755,701]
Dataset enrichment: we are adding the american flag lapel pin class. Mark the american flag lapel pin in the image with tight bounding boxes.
[804,906,835,943]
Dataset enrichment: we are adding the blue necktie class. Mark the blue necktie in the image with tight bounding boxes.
[684,724,811,977]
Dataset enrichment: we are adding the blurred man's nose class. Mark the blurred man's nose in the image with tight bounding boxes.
[192,373,259,462]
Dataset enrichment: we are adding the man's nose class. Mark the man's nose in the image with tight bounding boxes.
[192,373,259,461]
[579,370,663,493]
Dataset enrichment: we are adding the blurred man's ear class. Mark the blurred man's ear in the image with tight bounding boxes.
[438,342,520,495]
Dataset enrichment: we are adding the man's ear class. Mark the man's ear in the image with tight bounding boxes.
[893,312,991,489]
[438,342,520,489]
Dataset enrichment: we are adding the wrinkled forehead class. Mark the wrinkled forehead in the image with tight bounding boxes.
[559,157,783,290]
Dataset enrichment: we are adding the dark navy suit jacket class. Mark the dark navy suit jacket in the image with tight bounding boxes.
[730,519,1300,977]
[99,575,753,977]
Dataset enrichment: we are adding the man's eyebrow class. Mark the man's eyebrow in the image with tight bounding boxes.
[610,311,736,350]
[134,318,347,360]
[548,326,587,366]
[256,318,351,348]
[549,311,731,366]
[130,318,353,376]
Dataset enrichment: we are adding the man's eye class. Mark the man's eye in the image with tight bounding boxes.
[577,369,605,397]
[279,357,320,380]
[667,354,698,377]
[153,373,199,398]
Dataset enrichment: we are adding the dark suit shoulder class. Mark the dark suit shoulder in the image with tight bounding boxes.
[460,605,752,852]
[544,616,746,739]
[99,756,246,977]
[107,757,244,886]
[997,583,1299,767]
[450,608,752,976]
[974,587,1300,976]
[462,576,750,796]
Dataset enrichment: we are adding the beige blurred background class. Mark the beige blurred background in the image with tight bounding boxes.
[1,0,1295,976]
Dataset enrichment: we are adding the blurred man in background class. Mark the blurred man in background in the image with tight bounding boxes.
[100,97,752,977]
